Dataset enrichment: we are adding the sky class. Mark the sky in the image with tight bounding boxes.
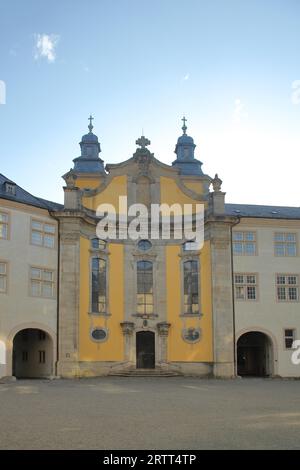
[0,0,300,205]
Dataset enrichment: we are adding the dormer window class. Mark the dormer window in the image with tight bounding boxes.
[4,182,16,196]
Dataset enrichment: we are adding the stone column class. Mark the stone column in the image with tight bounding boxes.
[157,322,171,365]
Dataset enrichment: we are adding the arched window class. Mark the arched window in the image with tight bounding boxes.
[137,261,153,314]
[183,260,199,314]
[91,238,106,250]
[91,258,106,313]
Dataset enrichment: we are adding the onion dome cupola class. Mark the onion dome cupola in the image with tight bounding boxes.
[172,117,203,176]
[72,115,105,173]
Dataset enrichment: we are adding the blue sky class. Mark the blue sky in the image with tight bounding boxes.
[0,0,300,205]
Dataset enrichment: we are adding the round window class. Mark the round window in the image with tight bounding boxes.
[137,240,152,251]
[91,328,108,342]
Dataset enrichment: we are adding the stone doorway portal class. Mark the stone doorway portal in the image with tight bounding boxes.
[136,331,155,369]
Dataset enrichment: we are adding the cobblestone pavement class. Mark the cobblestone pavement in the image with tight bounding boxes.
[0,377,300,449]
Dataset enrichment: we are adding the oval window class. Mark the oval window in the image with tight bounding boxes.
[182,328,201,343]
[137,240,152,251]
[91,328,108,342]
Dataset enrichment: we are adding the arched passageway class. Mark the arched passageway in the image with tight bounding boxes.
[13,329,53,378]
[237,331,273,377]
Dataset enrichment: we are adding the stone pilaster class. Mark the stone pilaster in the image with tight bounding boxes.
[210,191,226,215]
[120,321,135,363]
[56,218,81,377]
[63,187,81,210]
[208,219,236,378]
[157,322,171,364]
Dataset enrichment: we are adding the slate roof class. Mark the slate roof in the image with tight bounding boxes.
[225,203,300,220]
[0,173,63,212]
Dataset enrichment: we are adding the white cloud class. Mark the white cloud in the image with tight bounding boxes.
[0,80,6,105]
[291,80,300,105]
[183,73,190,81]
[233,98,248,124]
[34,34,60,63]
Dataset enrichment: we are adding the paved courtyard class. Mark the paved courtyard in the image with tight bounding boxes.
[0,377,300,450]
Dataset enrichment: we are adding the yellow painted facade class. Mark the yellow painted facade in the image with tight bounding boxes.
[166,242,213,363]
[160,177,200,206]
[79,237,124,362]
[82,176,127,211]
[75,170,213,366]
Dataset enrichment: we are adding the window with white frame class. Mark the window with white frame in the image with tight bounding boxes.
[284,329,296,349]
[5,182,16,195]
[234,274,257,300]
[276,275,299,302]
[274,232,297,257]
[30,267,55,298]
[0,212,9,239]
[232,231,256,255]
[31,219,55,248]
[0,261,7,293]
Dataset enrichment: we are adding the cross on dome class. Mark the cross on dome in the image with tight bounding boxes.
[136,135,151,149]
[88,114,94,133]
[182,116,187,135]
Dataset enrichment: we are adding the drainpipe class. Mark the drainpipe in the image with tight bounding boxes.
[230,216,241,377]
[56,219,60,376]
[50,212,60,377]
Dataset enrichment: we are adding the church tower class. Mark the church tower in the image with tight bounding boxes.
[72,115,105,174]
[172,116,203,175]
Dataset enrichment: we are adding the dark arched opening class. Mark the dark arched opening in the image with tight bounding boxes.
[13,328,53,378]
[237,331,273,377]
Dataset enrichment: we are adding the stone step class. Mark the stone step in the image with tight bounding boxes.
[109,368,182,377]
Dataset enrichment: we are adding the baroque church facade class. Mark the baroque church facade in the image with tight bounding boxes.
[1,118,300,379]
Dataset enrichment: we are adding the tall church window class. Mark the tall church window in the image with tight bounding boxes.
[137,261,153,314]
[91,258,106,313]
[183,260,199,314]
